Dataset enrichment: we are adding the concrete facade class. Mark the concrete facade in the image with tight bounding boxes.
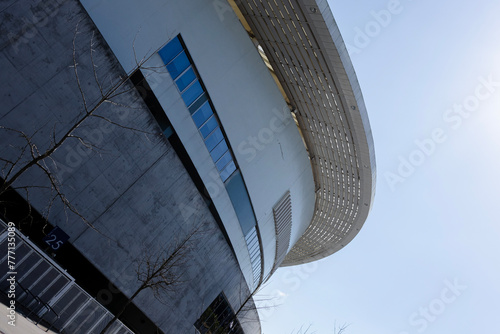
[0,0,260,333]
[78,0,316,287]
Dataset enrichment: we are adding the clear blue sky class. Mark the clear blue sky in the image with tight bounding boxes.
[257,0,500,333]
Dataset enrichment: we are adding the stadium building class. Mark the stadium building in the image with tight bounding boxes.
[0,0,375,333]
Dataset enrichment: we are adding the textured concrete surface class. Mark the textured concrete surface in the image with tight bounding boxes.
[0,0,260,332]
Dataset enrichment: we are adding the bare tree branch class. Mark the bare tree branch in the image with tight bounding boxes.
[0,24,168,233]
[99,225,208,334]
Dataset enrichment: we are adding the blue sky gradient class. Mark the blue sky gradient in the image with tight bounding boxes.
[257,0,500,333]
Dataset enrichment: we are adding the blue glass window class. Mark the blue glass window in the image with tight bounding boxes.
[204,128,224,152]
[219,161,236,182]
[158,37,183,64]
[167,51,190,79]
[176,68,196,92]
[181,80,203,106]
[215,151,233,171]
[199,116,219,138]
[192,102,213,127]
[225,171,256,235]
[210,140,228,162]
[189,93,208,114]
[161,36,260,284]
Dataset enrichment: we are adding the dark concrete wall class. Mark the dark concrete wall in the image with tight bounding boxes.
[0,0,260,332]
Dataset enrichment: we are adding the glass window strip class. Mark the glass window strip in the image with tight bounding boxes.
[215,155,232,171]
[165,48,187,66]
[182,80,204,106]
[199,117,219,138]
[167,51,191,79]
[215,151,233,172]
[209,140,229,162]
[205,129,224,152]
[175,67,197,92]
[192,101,213,126]
[219,162,236,182]
[161,37,262,286]
[160,36,239,182]
[189,93,209,115]
[179,74,200,94]
[158,36,183,65]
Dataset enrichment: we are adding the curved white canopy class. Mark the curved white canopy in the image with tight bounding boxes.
[234,0,376,266]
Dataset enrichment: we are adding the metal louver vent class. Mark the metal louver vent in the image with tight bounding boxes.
[271,191,292,274]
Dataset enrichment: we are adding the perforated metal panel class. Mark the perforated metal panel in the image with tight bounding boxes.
[234,0,376,265]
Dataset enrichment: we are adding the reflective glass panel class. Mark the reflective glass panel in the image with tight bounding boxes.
[199,116,218,138]
[188,93,208,114]
[204,128,224,152]
[158,37,183,65]
[176,67,196,92]
[192,102,213,127]
[181,80,203,106]
[215,151,233,171]
[167,51,190,79]
[224,171,256,235]
[220,161,236,182]
[210,140,228,162]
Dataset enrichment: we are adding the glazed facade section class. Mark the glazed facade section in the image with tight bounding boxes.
[159,35,262,285]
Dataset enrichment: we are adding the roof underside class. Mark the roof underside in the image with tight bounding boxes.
[234,0,376,266]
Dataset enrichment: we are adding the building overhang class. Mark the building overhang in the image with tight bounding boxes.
[232,0,376,265]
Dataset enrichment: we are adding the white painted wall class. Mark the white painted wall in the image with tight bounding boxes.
[80,0,315,287]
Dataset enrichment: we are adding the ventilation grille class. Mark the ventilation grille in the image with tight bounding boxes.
[271,192,292,273]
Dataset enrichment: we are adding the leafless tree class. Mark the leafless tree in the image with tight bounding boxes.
[292,324,315,334]
[0,25,163,235]
[100,225,207,334]
[291,322,349,334]
[333,322,349,334]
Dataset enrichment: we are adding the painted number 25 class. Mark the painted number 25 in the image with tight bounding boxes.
[45,234,64,250]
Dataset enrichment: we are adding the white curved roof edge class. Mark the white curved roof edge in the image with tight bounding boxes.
[233,0,376,266]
